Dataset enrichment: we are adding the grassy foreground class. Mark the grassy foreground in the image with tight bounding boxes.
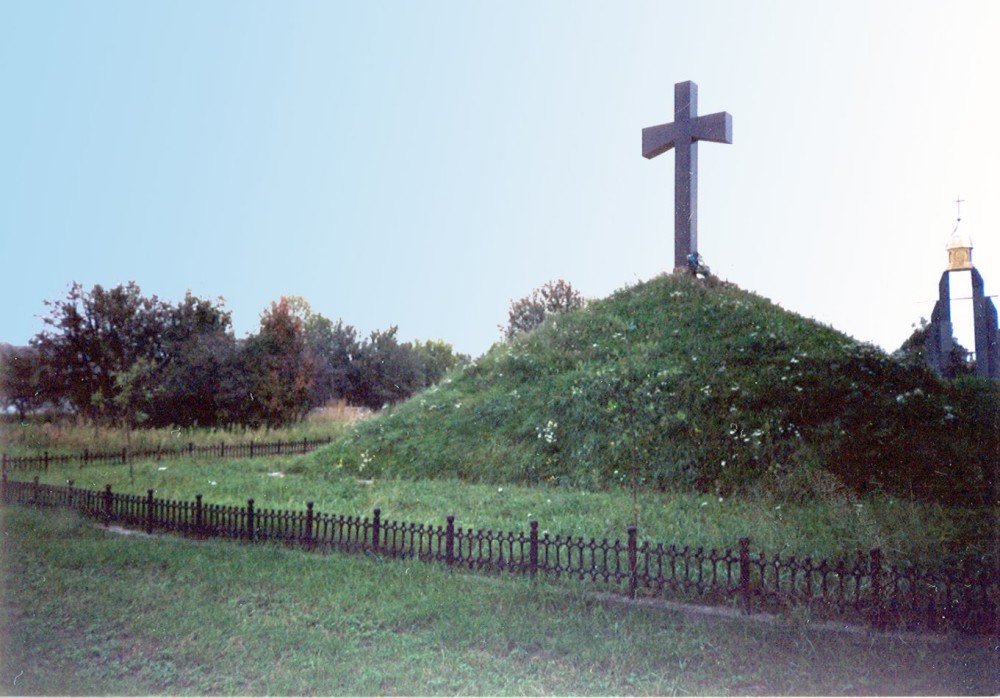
[1,506,995,696]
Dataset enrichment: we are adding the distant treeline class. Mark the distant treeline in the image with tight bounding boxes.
[0,283,468,427]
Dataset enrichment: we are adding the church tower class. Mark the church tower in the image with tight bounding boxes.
[924,201,999,380]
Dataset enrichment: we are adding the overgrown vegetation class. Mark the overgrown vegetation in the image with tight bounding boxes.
[2,506,994,695]
[0,408,358,458]
[314,273,998,508]
[502,278,586,340]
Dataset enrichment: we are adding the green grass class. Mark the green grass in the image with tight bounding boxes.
[15,455,992,568]
[309,273,998,506]
[0,408,355,458]
[1,505,995,696]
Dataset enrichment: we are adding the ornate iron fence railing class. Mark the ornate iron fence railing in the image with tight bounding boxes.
[2,473,996,635]
[1,437,334,471]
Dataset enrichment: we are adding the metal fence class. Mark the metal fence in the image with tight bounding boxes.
[1,437,333,471]
[2,473,996,635]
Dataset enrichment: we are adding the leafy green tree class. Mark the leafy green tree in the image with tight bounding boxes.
[244,298,316,426]
[410,339,469,388]
[324,320,361,401]
[153,293,236,427]
[0,344,45,420]
[349,326,420,410]
[274,296,364,409]
[33,282,170,425]
[503,279,585,340]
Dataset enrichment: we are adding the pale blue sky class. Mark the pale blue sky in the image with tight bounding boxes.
[2,1,998,358]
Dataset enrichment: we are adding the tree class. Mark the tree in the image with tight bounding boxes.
[410,339,469,388]
[0,344,45,419]
[503,279,585,340]
[33,282,171,425]
[153,293,236,427]
[349,326,420,410]
[244,298,316,426]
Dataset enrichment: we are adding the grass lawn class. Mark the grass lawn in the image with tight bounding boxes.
[15,454,993,568]
[1,505,996,696]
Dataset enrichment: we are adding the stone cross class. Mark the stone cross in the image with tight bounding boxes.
[643,81,732,270]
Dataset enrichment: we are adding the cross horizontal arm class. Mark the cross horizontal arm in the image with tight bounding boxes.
[641,123,679,159]
[641,111,733,159]
[691,111,732,145]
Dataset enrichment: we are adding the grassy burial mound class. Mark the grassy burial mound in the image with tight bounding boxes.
[309,273,997,506]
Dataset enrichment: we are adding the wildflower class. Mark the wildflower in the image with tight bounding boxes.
[536,420,558,444]
[498,487,504,493]
[157,466,167,471]
[209,480,217,486]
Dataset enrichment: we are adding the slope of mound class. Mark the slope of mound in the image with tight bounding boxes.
[308,274,996,504]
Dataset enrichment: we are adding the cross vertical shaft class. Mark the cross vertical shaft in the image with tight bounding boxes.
[643,81,732,270]
[674,82,698,270]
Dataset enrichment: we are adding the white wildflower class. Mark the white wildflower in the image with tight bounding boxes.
[536,420,558,444]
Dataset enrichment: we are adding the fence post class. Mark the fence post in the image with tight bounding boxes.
[188,442,194,458]
[104,484,114,525]
[44,451,50,471]
[739,537,752,615]
[145,489,155,535]
[446,515,455,567]
[870,548,885,631]
[67,479,74,509]
[372,508,381,553]
[195,494,203,537]
[305,502,314,547]
[246,498,255,542]
[82,448,89,468]
[529,520,539,580]
[627,525,638,599]
[33,476,40,505]
[249,441,254,458]
[1,465,6,503]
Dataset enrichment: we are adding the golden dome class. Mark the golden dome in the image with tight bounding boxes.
[946,227,973,271]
